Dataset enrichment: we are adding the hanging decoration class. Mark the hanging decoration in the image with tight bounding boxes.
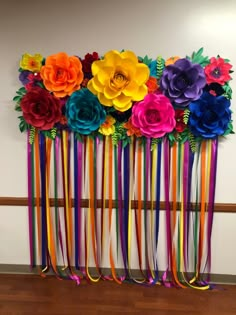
[13,48,234,288]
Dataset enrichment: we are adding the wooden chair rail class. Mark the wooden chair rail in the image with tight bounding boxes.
[0,197,235,212]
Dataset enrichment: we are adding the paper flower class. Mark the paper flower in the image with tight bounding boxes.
[20,87,62,130]
[99,115,116,136]
[25,73,43,90]
[87,50,149,112]
[19,70,31,85]
[188,92,231,138]
[204,57,232,85]
[40,52,84,98]
[20,53,43,72]
[81,52,99,78]
[146,77,159,93]
[160,58,206,107]
[131,93,176,138]
[165,56,180,66]
[175,109,186,133]
[123,117,142,137]
[66,89,106,135]
[110,109,132,123]
[205,83,224,96]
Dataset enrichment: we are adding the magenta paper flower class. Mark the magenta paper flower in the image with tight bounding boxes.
[131,93,176,138]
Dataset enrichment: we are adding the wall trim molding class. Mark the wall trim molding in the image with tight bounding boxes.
[0,197,235,212]
[0,264,235,284]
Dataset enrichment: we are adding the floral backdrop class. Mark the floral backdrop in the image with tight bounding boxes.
[14,48,234,148]
[12,49,234,288]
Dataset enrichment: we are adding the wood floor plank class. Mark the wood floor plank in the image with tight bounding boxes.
[0,274,235,314]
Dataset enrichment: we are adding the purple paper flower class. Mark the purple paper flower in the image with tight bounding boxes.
[160,58,206,107]
[19,70,31,85]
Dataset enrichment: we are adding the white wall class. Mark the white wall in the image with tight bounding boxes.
[0,0,235,275]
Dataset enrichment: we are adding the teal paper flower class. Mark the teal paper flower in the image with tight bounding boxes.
[66,89,106,134]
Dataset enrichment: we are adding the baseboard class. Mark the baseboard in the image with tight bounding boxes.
[0,264,235,285]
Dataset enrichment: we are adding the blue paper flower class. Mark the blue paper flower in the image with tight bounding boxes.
[66,89,106,135]
[188,92,231,139]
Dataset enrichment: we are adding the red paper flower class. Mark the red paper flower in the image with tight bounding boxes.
[175,109,186,133]
[82,52,99,75]
[20,87,62,130]
[204,57,232,85]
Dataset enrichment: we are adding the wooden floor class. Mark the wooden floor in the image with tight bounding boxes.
[0,275,236,315]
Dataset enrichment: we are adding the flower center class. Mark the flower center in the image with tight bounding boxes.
[110,71,129,90]
[29,60,36,67]
[32,103,41,114]
[205,110,217,122]
[176,74,190,90]
[146,109,160,123]
[56,68,64,81]
[79,109,90,120]
[212,67,221,78]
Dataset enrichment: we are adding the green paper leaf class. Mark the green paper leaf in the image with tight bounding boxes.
[223,121,234,136]
[36,81,45,89]
[13,95,22,102]
[142,55,152,66]
[50,127,57,139]
[156,56,165,79]
[188,131,197,153]
[183,109,190,124]
[151,137,162,151]
[29,126,36,144]
[18,116,30,133]
[188,47,210,67]
[75,132,83,142]
[14,103,22,111]
[17,87,27,95]
[222,83,233,99]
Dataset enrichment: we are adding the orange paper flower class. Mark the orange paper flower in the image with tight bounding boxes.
[40,52,84,98]
[99,115,116,136]
[165,56,180,66]
[146,76,159,93]
[123,118,142,137]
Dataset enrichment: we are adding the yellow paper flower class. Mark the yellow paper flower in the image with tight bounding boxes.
[20,53,43,72]
[99,115,116,136]
[165,56,180,66]
[88,50,150,112]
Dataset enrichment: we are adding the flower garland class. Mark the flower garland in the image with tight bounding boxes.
[14,48,234,147]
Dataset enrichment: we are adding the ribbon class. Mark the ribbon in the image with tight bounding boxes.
[27,130,35,268]
[29,133,218,289]
[39,133,48,271]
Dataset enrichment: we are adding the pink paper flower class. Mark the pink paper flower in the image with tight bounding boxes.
[131,93,176,138]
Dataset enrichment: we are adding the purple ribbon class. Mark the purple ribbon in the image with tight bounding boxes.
[118,142,128,276]
[206,139,218,281]
[163,138,173,287]
[27,131,34,268]
[183,141,189,271]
